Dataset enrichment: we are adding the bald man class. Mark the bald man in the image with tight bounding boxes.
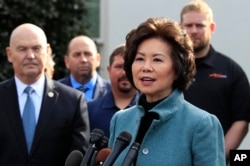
[0,23,90,165]
[58,35,111,102]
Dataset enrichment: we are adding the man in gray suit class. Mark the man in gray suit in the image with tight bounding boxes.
[0,23,90,166]
[58,35,111,102]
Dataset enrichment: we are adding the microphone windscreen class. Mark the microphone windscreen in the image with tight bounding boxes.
[95,148,112,165]
[117,131,132,144]
[80,128,105,166]
[90,128,105,143]
[65,150,83,166]
[98,136,109,149]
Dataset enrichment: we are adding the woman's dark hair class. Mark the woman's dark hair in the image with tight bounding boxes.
[124,17,195,91]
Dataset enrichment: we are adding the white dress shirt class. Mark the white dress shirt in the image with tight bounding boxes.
[15,75,45,123]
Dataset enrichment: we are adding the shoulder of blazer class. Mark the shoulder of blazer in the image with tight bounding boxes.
[96,75,111,90]
[0,78,15,87]
[0,78,17,96]
[57,76,72,86]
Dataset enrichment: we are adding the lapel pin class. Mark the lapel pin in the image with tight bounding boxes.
[48,92,54,97]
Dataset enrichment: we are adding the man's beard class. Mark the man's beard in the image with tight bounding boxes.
[79,70,92,83]
[119,87,132,93]
[193,39,209,54]
[118,83,133,93]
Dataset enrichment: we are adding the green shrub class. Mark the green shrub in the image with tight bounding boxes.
[0,0,90,80]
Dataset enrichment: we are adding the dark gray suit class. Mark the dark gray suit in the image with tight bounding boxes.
[0,76,90,166]
[58,74,111,101]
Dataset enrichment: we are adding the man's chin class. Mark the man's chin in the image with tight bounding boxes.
[119,86,133,93]
[79,72,90,77]
[24,71,41,78]
[194,45,206,53]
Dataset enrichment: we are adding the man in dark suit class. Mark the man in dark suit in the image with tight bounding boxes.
[58,35,111,102]
[0,23,90,166]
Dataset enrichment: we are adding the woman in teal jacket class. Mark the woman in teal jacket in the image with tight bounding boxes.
[108,17,226,165]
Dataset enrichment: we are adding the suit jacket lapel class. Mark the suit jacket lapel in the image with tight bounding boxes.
[66,76,72,86]
[31,77,59,153]
[3,78,28,154]
[93,74,105,99]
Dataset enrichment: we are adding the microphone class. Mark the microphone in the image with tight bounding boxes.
[122,142,140,166]
[89,136,109,166]
[80,129,105,166]
[103,131,132,166]
[95,148,112,166]
[96,136,109,150]
[65,150,83,166]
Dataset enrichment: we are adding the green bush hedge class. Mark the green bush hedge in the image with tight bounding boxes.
[0,0,90,80]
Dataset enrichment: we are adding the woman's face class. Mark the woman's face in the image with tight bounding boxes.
[132,38,176,102]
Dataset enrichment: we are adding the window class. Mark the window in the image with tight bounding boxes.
[84,0,100,39]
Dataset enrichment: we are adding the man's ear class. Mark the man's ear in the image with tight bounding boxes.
[107,65,111,74]
[6,47,13,63]
[210,22,216,33]
[64,55,70,69]
[96,53,101,67]
[46,44,51,55]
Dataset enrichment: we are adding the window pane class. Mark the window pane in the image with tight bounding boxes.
[85,0,100,38]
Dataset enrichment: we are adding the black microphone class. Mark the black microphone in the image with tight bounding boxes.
[122,142,140,166]
[96,136,109,150]
[89,136,109,166]
[80,129,105,166]
[103,131,132,166]
[65,150,83,166]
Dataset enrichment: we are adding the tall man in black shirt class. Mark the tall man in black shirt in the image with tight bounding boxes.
[180,0,250,161]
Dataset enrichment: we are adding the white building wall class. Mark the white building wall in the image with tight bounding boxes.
[99,0,250,149]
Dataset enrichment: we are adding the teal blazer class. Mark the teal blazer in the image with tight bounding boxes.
[109,89,226,166]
